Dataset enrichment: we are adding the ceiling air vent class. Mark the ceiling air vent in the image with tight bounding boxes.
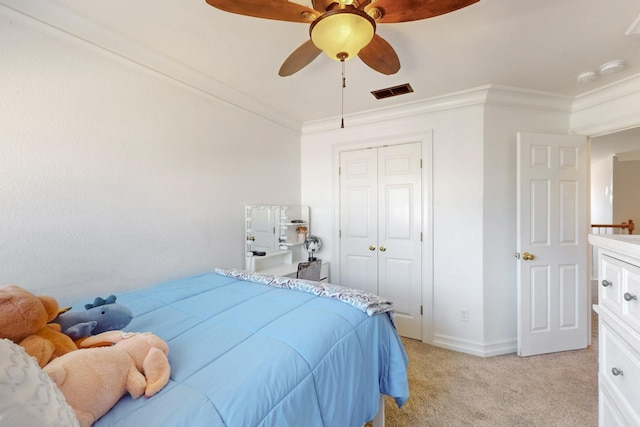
[371,83,413,100]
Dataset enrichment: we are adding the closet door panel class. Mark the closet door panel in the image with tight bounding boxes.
[378,144,423,339]
[340,149,378,295]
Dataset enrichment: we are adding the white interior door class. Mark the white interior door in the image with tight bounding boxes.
[516,132,588,356]
[340,143,422,339]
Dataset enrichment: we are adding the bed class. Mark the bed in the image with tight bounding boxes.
[86,268,409,426]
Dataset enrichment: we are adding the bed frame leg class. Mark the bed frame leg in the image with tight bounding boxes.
[371,395,385,427]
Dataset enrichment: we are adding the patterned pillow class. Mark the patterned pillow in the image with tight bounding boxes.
[0,338,79,427]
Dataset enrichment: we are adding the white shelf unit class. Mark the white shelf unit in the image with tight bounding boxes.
[277,205,309,256]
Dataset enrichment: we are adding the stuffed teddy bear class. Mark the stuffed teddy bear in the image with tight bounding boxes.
[44,330,171,427]
[0,285,78,367]
[52,295,133,341]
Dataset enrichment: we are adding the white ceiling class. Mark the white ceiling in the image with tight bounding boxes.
[8,0,640,125]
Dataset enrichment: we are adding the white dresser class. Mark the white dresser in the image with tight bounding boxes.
[589,234,640,426]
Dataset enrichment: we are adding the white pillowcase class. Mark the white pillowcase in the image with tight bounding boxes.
[0,338,79,427]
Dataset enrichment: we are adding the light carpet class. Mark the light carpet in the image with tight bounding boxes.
[382,316,598,427]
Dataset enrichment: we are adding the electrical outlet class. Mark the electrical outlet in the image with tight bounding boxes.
[460,308,469,322]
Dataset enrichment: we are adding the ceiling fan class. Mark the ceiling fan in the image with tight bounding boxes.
[205,0,479,76]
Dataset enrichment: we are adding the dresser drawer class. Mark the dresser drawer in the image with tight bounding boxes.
[622,262,640,332]
[600,255,640,332]
[599,318,640,424]
[600,387,633,427]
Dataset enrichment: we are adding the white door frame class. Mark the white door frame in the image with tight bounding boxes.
[331,131,434,343]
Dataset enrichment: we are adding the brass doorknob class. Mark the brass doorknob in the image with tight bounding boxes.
[379,246,386,252]
[522,252,535,261]
[369,245,376,251]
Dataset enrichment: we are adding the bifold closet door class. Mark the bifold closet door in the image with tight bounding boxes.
[340,143,422,339]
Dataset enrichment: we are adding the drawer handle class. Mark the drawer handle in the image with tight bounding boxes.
[601,280,612,287]
[611,367,624,376]
[624,292,637,302]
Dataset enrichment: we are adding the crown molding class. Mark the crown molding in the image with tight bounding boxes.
[302,86,488,135]
[302,84,572,135]
[0,0,302,132]
[570,73,640,137]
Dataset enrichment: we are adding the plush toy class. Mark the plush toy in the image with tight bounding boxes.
[52,295,133,341]
[44,331,171,427]
[0,285,78,367]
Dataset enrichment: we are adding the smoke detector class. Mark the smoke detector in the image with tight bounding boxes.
[599,60,626,75]
[577,71,598,84]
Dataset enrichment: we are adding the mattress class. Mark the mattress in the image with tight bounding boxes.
[91,270,409,426]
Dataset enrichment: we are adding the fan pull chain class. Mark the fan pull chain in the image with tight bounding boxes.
[341,58,346,129]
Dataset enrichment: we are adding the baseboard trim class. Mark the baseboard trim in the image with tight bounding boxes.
[431,334,517,357]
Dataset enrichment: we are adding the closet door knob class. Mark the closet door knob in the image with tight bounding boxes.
[379,246,386,252]
[601,280,612,287]
[369,245,376,251]
[624,292,637,302]
[522,252,535,261]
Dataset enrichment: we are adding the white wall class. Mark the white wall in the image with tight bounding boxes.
[301,86,573,355]
[0,10,301,303]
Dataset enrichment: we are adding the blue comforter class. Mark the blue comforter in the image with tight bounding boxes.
[93,271,409,426]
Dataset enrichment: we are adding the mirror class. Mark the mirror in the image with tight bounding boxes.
[245,205,310,255]
[245,205,281,253]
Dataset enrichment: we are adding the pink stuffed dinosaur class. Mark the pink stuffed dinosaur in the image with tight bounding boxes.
[44,331,170,427]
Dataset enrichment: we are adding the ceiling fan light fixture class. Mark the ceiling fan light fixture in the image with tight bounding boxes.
[310,8,376,61]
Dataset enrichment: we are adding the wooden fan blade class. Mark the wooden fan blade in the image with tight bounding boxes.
[205,0,320,23]
[279,40,323,76]
[312,0,334,13]
[358,34,400,75]
[365,0,478,23]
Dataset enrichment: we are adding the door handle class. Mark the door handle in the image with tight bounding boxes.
[379,246,386,252]
[369,245,376,251]
[522,252,535,261]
